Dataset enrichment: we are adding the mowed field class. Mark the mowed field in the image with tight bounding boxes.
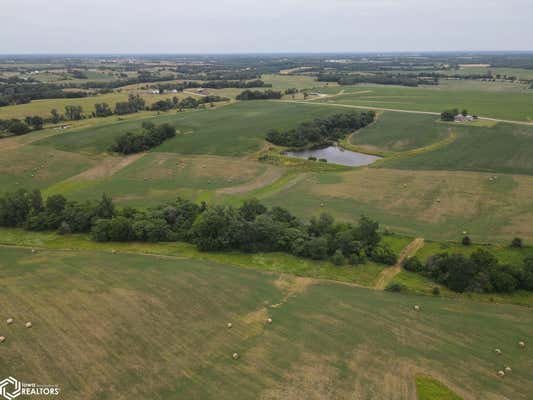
[260,168,533,243]
[45,153,284,207]
[0,246,531,400]
[313,85,533,121]
[35,101,355,156]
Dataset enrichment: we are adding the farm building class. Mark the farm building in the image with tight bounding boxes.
[455,114,475,122]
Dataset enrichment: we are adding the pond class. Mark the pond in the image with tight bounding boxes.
[285,146,381,167]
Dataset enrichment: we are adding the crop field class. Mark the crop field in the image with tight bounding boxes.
[35,101,353,156]
[260,168,533,243]
[45,153,283,206]
[349,112,450,154]
[313,85,533,121]
[380,122,533,176]
[0,246,531,399]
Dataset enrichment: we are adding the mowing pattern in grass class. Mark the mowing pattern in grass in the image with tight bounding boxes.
[46,153,279,207]
[416,376,463,400]
[35,101,355,156]
[260,168,533,243]
[350,112,450,153]
[0,247,531,399]
[315,85,533,121]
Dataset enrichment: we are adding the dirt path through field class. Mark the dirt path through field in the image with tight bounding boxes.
[374,238,425,290]
[64,152,146,181]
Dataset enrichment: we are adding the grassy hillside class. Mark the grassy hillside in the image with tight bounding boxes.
[0,246,531,399]
[35,101,354,156]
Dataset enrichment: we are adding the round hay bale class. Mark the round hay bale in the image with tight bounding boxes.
[518,341,525,348]
[494,348,502,355]
[0,336,5,343]
[497,370,505,377]
[25,322,32,329]
[227,322,232,329]
[111,249,116,254]
[6,318,13,325]
[504,366,512,373]
[413,305,420,311]
[266,318,273,324]
[232,352,239,360]
[31,249,36,253]
[462,230,468,235]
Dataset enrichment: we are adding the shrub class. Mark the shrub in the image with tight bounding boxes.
[432,287,441,296]
[403,256,424,273]
[331,249,346,266]
[462,235,471,246]
[511,237,523,248]
[385,283,405,293]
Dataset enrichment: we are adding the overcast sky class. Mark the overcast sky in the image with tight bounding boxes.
[1,0,531,54]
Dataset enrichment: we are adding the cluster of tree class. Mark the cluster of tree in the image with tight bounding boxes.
[109,122,176,154]
[404,249,533,294]
[114,94,146,115]
[316,73,438,87]
[266,112,375,148]
[0,190,394,266]
[0,115,44,136]
[150,95,227,112]
[0,82,87,107]
[236,90,282,100]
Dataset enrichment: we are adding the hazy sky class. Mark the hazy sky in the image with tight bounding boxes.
[1,0,531,54]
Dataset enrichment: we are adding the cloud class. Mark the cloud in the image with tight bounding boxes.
[0,0,531,53]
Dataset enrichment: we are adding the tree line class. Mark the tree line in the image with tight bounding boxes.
[0,81,87,107]
[316,73,438,87]
[0,190,395,266]
[236,90,283,100]
[265,112,375,148]
[109,122,176,154]
[151,79,270,92]
[403,248,533,294]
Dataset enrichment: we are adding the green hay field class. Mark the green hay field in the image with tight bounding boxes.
[0,246,531,399]
[260,168,533,243]
[349,112,450,154]
[379,122,533,176]
[314,85,533,121]
[45,153,283,207]
[35,101,353,156]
